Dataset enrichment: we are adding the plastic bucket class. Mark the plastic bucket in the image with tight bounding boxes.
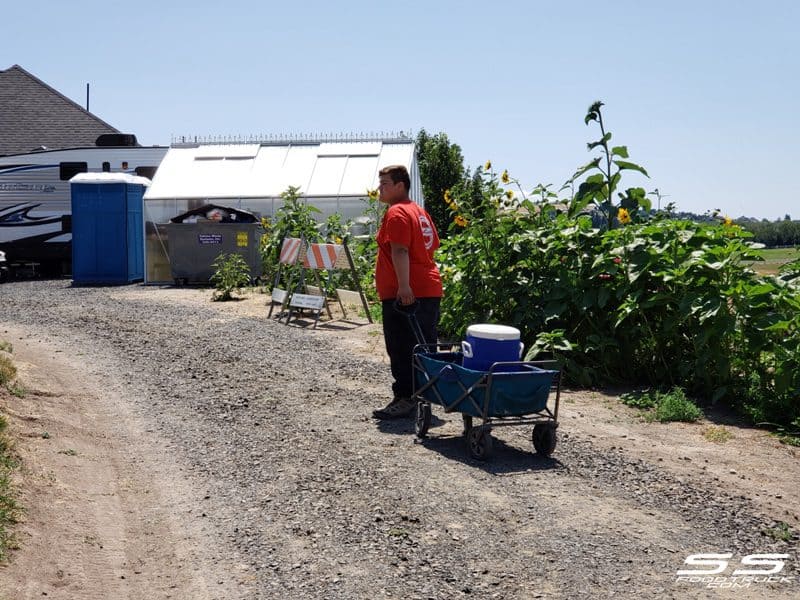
[461,324,524,371]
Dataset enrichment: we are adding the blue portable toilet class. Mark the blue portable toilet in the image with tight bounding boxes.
[70,173,150,284]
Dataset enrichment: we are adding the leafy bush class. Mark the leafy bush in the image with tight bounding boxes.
[620,391,658,409]
[439,102,800,428]
[210,253,251,301]
[620,388,702,422]
[259,186,323,287]
[260,186,382,305]
[654,389,703,423]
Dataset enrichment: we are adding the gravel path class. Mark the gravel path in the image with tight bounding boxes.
[1,280,797,599]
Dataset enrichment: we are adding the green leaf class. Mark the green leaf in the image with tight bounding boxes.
[598,286,611,308]
[566,158,601,183]
[611,146,629,158]
[613,160,649,177]
[587,133,612,151]
[585,101,604,124]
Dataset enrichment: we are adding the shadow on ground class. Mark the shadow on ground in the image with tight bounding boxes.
[374,416,564,475]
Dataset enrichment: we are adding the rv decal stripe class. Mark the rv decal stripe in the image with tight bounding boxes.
[0,164,56,175]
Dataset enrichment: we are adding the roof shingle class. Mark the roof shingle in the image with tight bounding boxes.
[0,64,119,156]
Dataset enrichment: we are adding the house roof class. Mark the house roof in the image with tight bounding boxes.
[145,140,422,202]
[0,64,119,156]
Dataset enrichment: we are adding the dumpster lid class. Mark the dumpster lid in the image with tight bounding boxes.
[70,172,151,186]
[169,204,258,223]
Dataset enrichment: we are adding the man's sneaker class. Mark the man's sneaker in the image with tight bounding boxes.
[372,397,415,419]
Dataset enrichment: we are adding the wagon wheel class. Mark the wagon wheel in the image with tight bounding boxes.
[462,415,473,437]
[467,426,493,461]
[415,401,431,437]
[532,423,557,457]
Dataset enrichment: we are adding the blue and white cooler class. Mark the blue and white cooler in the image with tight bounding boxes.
[461,324,525,371]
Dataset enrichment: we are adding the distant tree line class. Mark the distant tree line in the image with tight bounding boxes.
[734,216,800,248]
[668,211,800,247]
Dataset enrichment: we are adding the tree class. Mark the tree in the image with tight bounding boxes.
[415,129,467,237]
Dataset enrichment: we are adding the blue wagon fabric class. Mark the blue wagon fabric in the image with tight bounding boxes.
[415,352,557,418]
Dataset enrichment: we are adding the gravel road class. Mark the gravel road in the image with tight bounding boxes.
[1,280,797,599]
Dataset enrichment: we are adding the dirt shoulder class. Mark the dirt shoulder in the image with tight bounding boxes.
[0,323,247,600]
[559,390,800,529]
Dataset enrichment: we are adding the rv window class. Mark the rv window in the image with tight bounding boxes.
[135,166,158,179]
[102,162,111,172]
[60,162,88,180]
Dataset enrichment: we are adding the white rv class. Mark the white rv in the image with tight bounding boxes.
[0,137,167,275]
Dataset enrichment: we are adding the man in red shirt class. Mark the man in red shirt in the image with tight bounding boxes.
[372,165,443,419]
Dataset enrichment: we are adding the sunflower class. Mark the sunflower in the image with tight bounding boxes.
[505,190,514,200]
[484,160,492,171]
[501,170,510,184]
[454,215,468,227]
[617,207,631,225]
[723,216,733,227]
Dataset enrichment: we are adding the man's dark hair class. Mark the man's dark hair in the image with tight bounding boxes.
[379,165,411,193]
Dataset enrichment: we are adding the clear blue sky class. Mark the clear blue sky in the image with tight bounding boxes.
[4,0,798,219]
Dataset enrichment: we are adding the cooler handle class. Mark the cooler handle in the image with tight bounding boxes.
[519,342,525,358]
[461,341,473,358]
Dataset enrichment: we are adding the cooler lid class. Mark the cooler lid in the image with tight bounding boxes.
[466,324,520,340]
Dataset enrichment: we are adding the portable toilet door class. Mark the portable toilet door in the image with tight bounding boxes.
[70,173,150,284]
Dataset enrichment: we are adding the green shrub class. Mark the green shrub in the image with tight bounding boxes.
[654,389,703,423]
[259,186,323,288]
[0,355,15,387]
[438,101,800,429]
[0,413,21,562]
[620,391,658,410]
[210,253,251,301]
[259,185,382,306]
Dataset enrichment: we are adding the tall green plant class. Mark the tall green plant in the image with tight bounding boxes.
[565,101,651,229]
[260,186,323,285]
[347,189,383,303]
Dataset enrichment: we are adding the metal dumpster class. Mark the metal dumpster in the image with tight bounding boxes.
[164,205,263,285]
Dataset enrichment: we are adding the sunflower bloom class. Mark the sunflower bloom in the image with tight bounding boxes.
[723,216,733,227]
[484,160,492,171]
[454,215,468,227]
[505,190,514,199]
[617,207,631,225]
[501,170,510,184]
[367,188,379,200]
[444,189,452,203]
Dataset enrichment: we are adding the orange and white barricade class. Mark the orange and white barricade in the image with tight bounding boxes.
[285,241,373,328]
[268,237,305,319]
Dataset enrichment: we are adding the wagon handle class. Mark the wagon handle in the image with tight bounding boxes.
[392,299,428,346]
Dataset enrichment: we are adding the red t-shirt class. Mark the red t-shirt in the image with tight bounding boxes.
[375,200,442,301]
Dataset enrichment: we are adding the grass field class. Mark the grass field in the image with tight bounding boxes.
[750,247,799,275]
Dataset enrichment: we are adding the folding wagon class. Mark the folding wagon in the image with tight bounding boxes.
[412,344,562,461]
